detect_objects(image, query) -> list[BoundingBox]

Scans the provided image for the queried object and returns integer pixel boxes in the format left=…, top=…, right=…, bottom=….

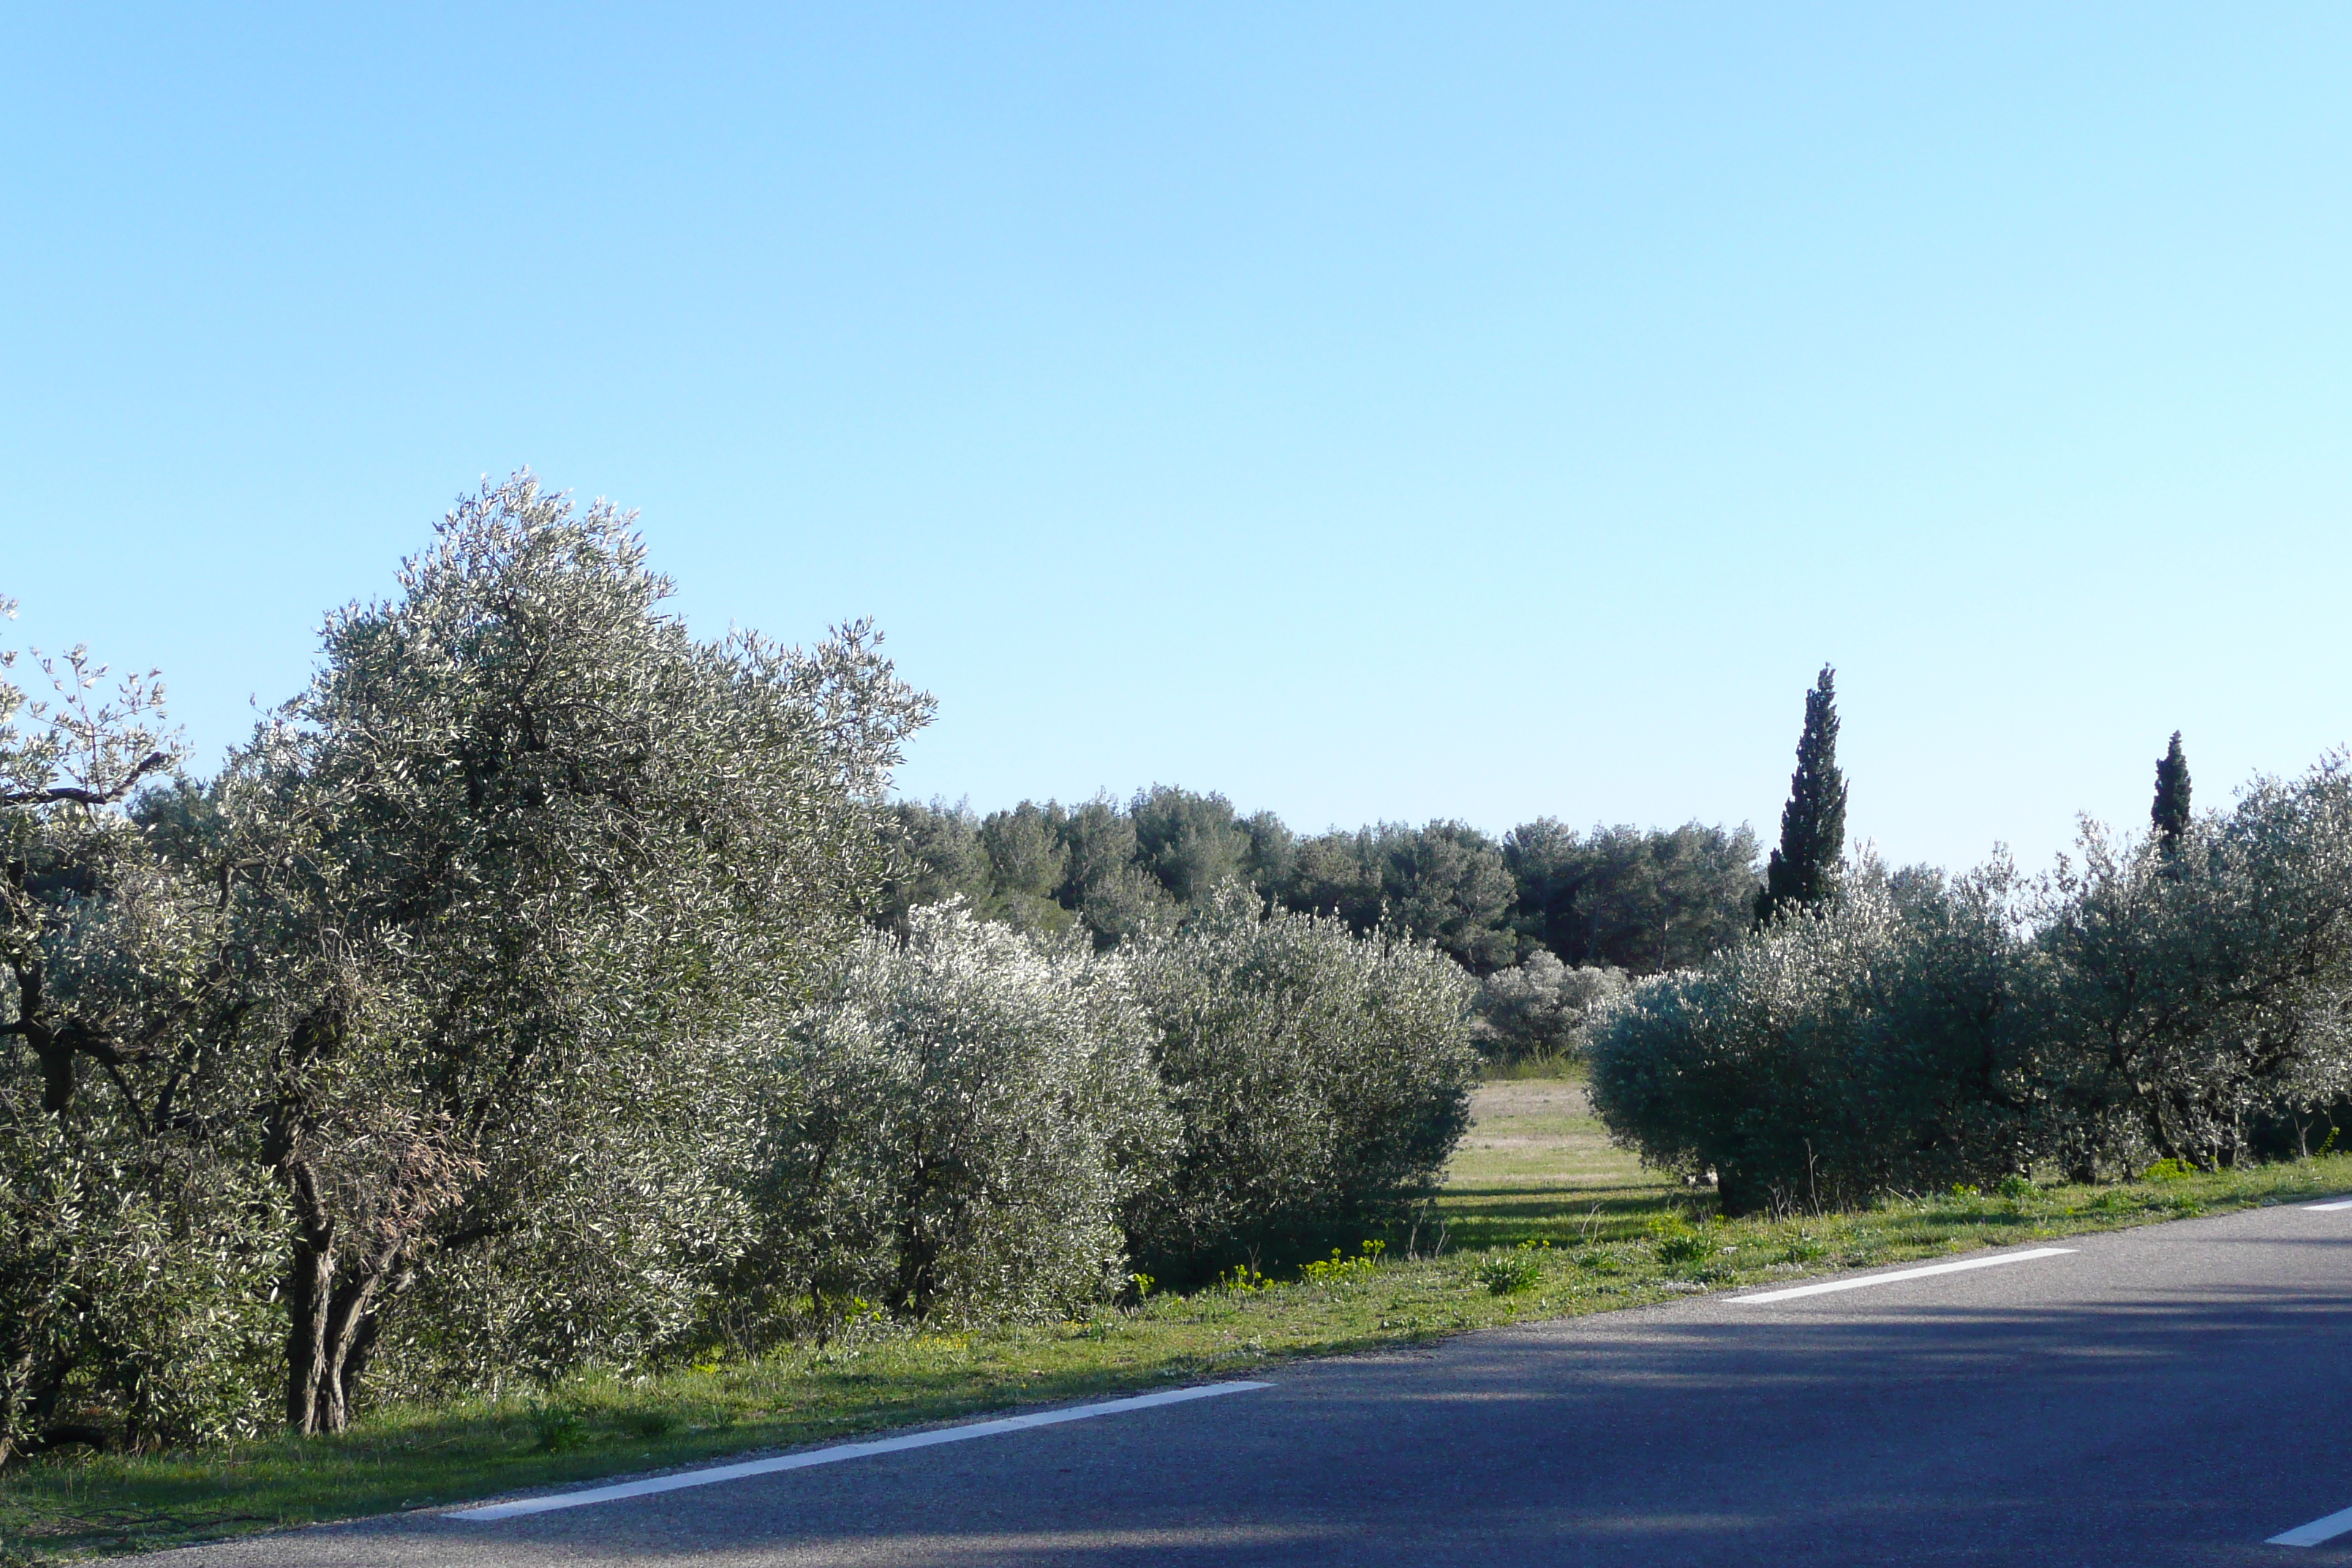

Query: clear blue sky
left=7, top=4, right=2349, bottom=873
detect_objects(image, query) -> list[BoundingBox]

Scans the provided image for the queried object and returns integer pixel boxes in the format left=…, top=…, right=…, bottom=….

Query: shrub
left=1470, top=951, right=1629, bottom=1063
left=1123, top=886, right=1478, bottom=1282
left=0, top=1101, right=284, bottom=1460
left=734, top=904, right=1175, bottom=1338
left=1590, top=758, right=2352, bottom=1213
left=1588, top=859, right=2054, bottom=1214
left=2040, top=762, right=2352, bottom=1172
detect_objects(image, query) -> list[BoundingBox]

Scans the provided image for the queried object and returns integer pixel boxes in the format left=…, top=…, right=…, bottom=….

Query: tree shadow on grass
left=1434, top=1184, right=1689, bottom=1248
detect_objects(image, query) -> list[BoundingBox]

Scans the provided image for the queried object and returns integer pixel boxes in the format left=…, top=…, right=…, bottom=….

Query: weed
left=1298, top=1240, right=1387, bottom=1289
left=2144, top=1158, right=2195, bottom=1183
left=528, top=1405, right=589, bottom=1455
left=1997, top=1173, right=2035, bottom=1201
left=1647, top=1213, right=1718, bottom=1269
left=1779, top=1230, right=1829, bottom=1264
left=1471, top=1243, right=1546, bottom=1295
left=1215, top=1263, right=1271, bottom=1294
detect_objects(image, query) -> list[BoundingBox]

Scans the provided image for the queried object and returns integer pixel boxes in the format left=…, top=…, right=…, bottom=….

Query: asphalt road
left=144, top=1198, right=2352, bottom=1567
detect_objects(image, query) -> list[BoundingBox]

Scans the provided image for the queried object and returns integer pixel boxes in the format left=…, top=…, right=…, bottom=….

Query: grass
left=8, top=1077, right=2351, bottom=1562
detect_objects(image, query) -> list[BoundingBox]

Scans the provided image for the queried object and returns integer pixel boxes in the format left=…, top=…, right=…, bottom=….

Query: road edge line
left=442, top=1381, right=1275, bottom=1521
left=2268, top=1502, right=2352, bottom=1547
left=1727, top=1246, right=2077, bottom=1305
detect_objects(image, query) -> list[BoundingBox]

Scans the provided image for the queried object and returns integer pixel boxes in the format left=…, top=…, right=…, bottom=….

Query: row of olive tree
left=720, top=890, right=1476, bottom=1341
left=1588, top=763, right=2352, bottom=1213
left=0, top=476, right=1479, bottom=1460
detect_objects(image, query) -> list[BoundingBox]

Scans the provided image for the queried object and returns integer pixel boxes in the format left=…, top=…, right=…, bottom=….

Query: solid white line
left=445, top=1382, right=1274, bottom=1520
left=2303, top=1199, right=2352, bottom=1211
left=2267, top=1503, right=2352, bottom=1547
left=1729, top=1247, right=2076, bottom=1305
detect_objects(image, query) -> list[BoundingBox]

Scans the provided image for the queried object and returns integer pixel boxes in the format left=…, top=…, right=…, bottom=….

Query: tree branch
left=0, top=752, right=172, bottom=809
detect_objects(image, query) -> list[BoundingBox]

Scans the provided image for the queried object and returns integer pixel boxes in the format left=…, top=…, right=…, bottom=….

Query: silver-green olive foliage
left=1588, top=858, right=2044, bottom=1215
left=1590, top=758, right=2352, bottom=1213
left=2, top=480, right=1491, bottom=1457
left=233, top=475, right=932, bottom=1428
left=1123, top=885, right=1480, bottom=1281
left=2042, top=763, right=2352, bottom=1170
left=1471, top=950, right=1629, bottom=1066
left=2, top=475, right=935, bottom=1444
left=1, top=602, right=286, bottom=1461
left=734, top=902, right=1176, bottom=1339
left=730, top=886, right=1481, bottom=1331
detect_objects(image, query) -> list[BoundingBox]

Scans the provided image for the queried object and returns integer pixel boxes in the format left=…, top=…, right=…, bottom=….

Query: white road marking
left=2267, top=1502, right=2352, bottom=1547
left=2303, top=1198, right=2352, bottom=1211
left=445, top=1381, right=1274, bottom=1521
left=1729, top=1247, right=2076, bottom=1305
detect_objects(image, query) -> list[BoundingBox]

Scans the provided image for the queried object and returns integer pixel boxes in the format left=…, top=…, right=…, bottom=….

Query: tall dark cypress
left=1754, top=665, right=1850, bottom=926
left=2152, top=731, right=2192, bottom=847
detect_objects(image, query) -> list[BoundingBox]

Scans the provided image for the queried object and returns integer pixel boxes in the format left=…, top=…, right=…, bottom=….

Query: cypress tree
left=1754, top=665, right=1850, bottom=926
left=2152, top=731, right=2192, bottom=848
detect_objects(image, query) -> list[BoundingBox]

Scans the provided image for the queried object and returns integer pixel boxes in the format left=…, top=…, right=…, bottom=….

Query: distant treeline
left=879, top=789, right=1764, bottom=979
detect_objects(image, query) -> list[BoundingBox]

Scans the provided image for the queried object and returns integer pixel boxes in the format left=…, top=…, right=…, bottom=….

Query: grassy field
left=7, top=1074, right=2350, bottom=1562
left=1437, top=1071, right=1683, bottom=1251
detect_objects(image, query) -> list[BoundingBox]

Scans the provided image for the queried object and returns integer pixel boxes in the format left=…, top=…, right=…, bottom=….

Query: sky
left=6, top=4, right=2350, bottom=874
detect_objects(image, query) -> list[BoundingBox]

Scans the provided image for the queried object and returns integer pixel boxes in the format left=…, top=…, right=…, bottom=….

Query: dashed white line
left=1729, top=1247, right=2076, bottom=1305
left=445, top=1381, right=1273, bottom=1521
left=2303, top=1198, right=2352, bottom=1211
left=2268, top=1502, right=2352, bottom=1547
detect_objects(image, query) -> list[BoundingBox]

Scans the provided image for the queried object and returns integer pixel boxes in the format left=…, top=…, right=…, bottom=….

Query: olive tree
left=731, top=902, right=1175, bottom=1337
left=1123, top=885, right=1478, bottom=1279
left=226, top=475, right=932, bottom=1430
left=0, top=602, right=287, bottom=1461
left=2041, top=758, right=2352, bottom=1171
left=1591, top=762, right=2352, bottom=1211
left=0, top=605, right=181, bottom=1117
left=17, top=476, right=932, bottom=1439
left=1471, top=950, right=1629, bottom=1064
left=1588, top=859, right=2052, bottom=1213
